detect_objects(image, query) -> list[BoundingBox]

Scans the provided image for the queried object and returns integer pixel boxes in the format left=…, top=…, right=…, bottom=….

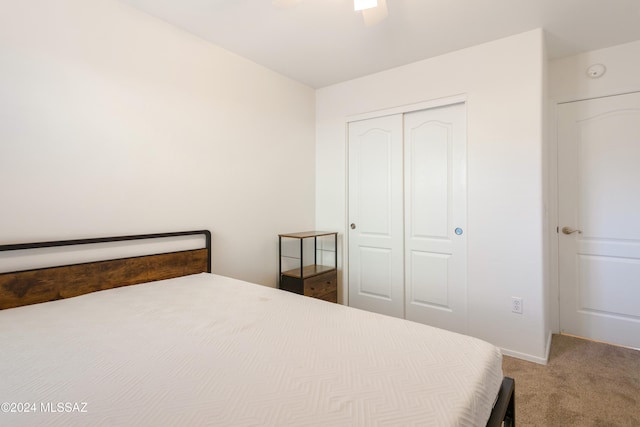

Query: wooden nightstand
left=278, top=231, right=338, bottom=303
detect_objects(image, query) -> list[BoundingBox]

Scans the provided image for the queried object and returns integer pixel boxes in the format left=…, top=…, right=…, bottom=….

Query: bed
left=0, top=230, right=514, bottom=426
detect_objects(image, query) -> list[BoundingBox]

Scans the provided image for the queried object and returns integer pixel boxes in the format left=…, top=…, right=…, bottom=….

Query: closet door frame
left=344, top=94, right=467, bottom=307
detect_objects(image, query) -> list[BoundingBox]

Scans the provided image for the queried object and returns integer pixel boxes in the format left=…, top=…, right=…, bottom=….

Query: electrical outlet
left=511, top=297, right=523, bottom=314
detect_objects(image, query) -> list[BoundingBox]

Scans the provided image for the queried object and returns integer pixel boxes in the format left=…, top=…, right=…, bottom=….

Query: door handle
left=350, top=223, right=356, bottom=230
left=562, top=226, right=582, bottom=235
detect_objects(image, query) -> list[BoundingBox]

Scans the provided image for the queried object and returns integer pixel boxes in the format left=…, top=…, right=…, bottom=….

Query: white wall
left=316, top=29, right=549, bottom=362
left=548, top=39, right=640, bottom=331
left=0, top=0, right=316, bottom=286
left=550, top=39, right=640, bottom=102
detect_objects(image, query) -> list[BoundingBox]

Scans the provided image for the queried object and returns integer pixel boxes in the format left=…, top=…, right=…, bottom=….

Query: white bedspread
left=0, top=273, right=503, bottom=426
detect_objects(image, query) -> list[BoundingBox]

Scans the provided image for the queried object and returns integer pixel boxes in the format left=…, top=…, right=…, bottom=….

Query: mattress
left=0, top=273, right=503, bottom=426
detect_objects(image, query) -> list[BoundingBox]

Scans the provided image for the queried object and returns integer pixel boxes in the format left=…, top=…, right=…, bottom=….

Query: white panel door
left=558, top=92, right=640, bottom=349
left=404, top=104, right=467, bottom=333
left=348, top=114, right=404, bottom=318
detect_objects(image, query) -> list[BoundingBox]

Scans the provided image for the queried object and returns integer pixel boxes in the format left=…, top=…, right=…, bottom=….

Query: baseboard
left=501, top=341, right=550, bottom=365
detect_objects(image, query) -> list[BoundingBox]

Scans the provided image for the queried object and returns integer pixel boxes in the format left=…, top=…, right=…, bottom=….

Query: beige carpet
left=502, top=334, right=640, bottom=426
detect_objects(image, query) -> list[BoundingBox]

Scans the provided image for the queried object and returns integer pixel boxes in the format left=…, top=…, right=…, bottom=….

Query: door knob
left=562, top=226, right=582, bottom=235
left=350, top=223, right=356, bottom=230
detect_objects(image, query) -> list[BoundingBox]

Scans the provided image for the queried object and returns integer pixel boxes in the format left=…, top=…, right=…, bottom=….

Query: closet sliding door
left=347, top=114, right=405, bottom=318
left=404, top=104, right=467, bottom=334
left=348, top=103, right=467, bottom=334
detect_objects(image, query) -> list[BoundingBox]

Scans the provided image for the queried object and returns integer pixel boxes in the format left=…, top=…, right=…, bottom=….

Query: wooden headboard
left=0, top=230, right=211, bottom=310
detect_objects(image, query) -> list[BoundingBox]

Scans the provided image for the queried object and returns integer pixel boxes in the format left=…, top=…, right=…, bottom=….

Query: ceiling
left=118, top=0, right=640, bottom=88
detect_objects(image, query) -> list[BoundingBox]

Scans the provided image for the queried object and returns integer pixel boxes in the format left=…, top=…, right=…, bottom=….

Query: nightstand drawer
left=315, top=290, right=337, bottom=303
left=304, top=271, right=337, bottom=299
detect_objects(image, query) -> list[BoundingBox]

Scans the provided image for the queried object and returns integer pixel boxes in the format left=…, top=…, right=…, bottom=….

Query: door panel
left=348, top=115, right=404, bottom=318
left=358, top=131, right=394, bottom=235
left=409, top=122, right=449, bottom=238
left=558, top=92, right=640, bottom=349
left=578, top=110, right=640, bottom=240
left=358, top=247, right=393, bottom=298
left=409, top=251, right=449, bottom=307
left=404, top=104, right=467, bottom=333
left=578, top=255, right=640, bottom=318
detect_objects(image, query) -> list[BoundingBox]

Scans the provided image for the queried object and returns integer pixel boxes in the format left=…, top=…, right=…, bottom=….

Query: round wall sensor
left=586, top=64, right=606, bottom=79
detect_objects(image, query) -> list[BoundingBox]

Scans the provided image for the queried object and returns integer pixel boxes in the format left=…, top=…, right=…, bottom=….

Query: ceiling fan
left=272, top=0, right=389, bottom=26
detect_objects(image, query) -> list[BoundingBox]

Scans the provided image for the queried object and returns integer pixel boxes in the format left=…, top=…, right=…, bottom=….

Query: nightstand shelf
left=278, top=231, right=338, bottom=303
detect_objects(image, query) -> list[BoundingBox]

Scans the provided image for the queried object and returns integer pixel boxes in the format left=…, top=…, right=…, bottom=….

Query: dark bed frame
left=0, top=230, right=514, bottom=426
